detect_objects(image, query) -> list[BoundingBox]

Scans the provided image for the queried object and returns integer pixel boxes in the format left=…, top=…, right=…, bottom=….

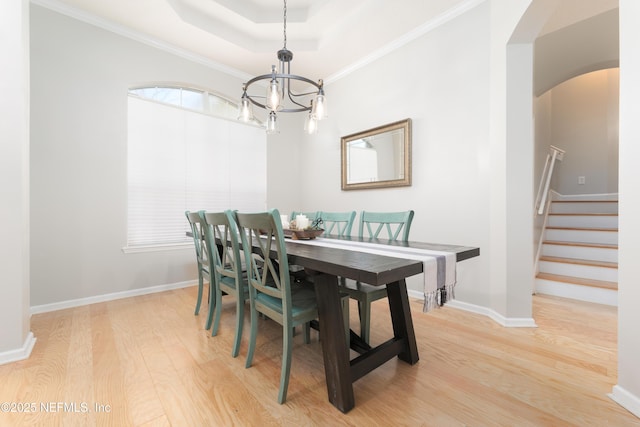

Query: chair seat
left=255, top=283, right=317, bottom=319
left=219, top=274, right=249, bottom=291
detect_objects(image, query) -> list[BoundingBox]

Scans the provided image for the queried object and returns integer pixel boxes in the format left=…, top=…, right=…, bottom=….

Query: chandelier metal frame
left=238, top=0, right=326, bottom=133
left=241, top=55, right=324, bottom=113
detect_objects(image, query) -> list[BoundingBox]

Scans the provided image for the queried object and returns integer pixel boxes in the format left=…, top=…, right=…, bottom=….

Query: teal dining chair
left=201, top=210, right=250, bottom=357
left=236, top=209, right=318, bottom=404
left=185, top=210, right=211, bottom=316
left=317, top=211, right=356, bottom=237
left=339, top=210, right=415, bottom=344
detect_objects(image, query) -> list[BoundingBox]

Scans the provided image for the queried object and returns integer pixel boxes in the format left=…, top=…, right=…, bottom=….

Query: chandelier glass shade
left=238, top=0, right=327, bottom=134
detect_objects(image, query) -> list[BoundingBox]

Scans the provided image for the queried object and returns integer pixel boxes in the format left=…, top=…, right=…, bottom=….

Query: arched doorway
left=506, top=1, right=619, bottom=314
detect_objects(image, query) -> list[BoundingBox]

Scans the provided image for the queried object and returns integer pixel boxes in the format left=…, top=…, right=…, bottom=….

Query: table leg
left=313, top=273, right=355, bottom=413
left=386, top=279, right=419, bottom=364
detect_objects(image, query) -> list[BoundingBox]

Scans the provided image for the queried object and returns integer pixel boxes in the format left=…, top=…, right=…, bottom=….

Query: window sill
left=122, top=242, right=192, bottom=254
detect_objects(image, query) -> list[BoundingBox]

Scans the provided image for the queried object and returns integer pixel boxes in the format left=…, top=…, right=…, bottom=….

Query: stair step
left=543, top=240, right=617, bottom=249
left=552, top=200, right=619, bottom=202
left=538, top=255, right=618, bottom=281
left=536, top=272, right=617, bottom=291
left=544, top=227, right=618, bottom=245
left=549, top=200, right=618, bottom=214
left=538, top=196, right=618, bottom=304
left=546, top=226, right=618, bottom=232
left=549, top=213, right=617, bottom=216
left=541, top=241, right=618, bottom=263
left=547, top=214, right=618, bottom=228
left=538, top=255, right=617, bottom=269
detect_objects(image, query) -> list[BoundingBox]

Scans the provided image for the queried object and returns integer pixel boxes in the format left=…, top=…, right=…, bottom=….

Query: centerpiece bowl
left=283, top=228, right=324, bottom=240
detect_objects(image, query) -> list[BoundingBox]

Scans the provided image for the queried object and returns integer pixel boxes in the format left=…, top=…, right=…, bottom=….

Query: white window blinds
left=127, top=96, right=266, bottom=247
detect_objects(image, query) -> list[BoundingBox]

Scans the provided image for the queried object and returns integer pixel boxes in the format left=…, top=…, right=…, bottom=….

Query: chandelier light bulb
left=266, top=111, right=279, bottom=134
left=311, top=92, right=327, bottom=120
left=266, top=66, right=282, bottom=111
left=238, top=94, right=253, bottom=122
left=305, top=112, right=318, bottom=134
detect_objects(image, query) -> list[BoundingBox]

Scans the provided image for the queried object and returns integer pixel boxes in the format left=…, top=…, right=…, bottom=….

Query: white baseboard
left=30, top=281, right=196, bottom=315
left=407, top=289, right=537, bottom=328
left=0, top=332, right=36, bottom=366
left=609, top=385, right=640, bottom=419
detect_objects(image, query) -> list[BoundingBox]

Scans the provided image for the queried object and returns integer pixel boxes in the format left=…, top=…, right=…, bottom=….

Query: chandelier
left=237, top=0, right=327, bottom=134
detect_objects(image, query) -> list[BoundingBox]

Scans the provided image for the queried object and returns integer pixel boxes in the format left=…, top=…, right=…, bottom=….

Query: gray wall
left=537, top=68, right=619, bottom=195
left=33, top=1, right=608, bottom=321
left=272, top=3, right=491, bottom=305
left=618, top=0, right=640, bottom=411
left=29, top=5, right=245, bottom=307
left=0, top=0, right=31, bottom=356
left=30, top=3, right=490, bottom=310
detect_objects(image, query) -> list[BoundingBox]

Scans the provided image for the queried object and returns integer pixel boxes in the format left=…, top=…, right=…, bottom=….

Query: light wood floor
left=1, top=287, right=639, bottom=426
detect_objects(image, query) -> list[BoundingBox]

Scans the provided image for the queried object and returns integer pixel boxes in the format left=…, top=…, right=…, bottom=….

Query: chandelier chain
left=283, top=0, right=287, bottom=49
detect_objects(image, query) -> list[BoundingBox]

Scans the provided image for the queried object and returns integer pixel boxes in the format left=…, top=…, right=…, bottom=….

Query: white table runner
left=287, top=237, right=456, bottom=312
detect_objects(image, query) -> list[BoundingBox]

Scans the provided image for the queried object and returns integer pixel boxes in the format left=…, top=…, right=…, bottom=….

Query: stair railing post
left=537, top=146, right=565, bottom=215
left=538, top=150, right=558, bottom=215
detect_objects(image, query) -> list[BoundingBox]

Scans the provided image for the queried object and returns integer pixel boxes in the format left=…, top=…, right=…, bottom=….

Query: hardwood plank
left=0, top=286, right=638, bottom=426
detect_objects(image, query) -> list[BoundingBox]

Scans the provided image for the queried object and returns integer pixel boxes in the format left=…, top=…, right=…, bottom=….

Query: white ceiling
left=35, top=0, right=619, bottom=86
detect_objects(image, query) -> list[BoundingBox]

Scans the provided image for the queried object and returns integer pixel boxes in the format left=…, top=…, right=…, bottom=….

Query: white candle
left=280, top=214, right=289, bottom=229
left=297, top=216, right=309, bottom=229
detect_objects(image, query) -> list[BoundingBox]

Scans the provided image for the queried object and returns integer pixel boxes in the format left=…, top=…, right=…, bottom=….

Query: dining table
left=189, top=226, right=479, bottom=413
left=279, top=234, right=479, bottom=413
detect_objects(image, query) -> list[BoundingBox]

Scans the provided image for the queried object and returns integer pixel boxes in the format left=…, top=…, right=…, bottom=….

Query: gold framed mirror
left=341, top=118, right=412, bottom=190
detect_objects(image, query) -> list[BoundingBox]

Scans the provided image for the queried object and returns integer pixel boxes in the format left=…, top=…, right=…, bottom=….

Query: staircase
left=535, top=197, right=618, bottom=306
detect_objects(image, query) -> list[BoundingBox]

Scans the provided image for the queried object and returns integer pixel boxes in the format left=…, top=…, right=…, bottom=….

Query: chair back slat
left=202, top=211, right=242, bottom=283
left=358, top=210, right=415, bottom=241
left=317, top=211, right=356, bottom=237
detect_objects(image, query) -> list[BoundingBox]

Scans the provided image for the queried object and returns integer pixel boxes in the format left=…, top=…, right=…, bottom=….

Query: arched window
left=128, top=85, right=263, bottom=125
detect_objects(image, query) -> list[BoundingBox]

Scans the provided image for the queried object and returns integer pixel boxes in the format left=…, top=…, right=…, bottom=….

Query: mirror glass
left=341, top=119, right=411, bottom=190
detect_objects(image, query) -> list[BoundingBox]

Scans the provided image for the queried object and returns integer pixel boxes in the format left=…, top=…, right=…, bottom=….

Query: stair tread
left=549, top=213, right=618, bottom=216
left=543, top=240, right=618, bottom=249
left=546, top=226, right=618, bottom=232
left=551, top=200, right=618, bottom=203
left=539, top=255, right=618, bottom=268
left=536, top=272, right=618, bottom=291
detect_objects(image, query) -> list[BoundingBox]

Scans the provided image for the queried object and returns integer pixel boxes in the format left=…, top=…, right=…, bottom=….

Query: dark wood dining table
left=190, top=228, right=479, bottom=412
left=281, top=235, right=479, bottom=413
